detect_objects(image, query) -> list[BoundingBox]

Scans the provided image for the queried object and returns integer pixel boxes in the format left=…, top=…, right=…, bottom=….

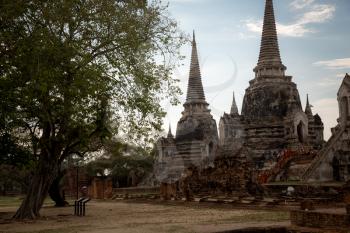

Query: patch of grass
left=0, top=196, right=24, bottom=207
left=0, top=196, right=59, bottom=208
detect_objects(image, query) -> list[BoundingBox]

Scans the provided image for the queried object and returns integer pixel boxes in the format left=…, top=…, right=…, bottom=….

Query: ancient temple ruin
left=302, top=73, right=350, bottom=182
left=155, top=0, right=348, bottom=186
left=155, top=32, right=218, bottom=183
left=220, top=0, right=324, bottom=169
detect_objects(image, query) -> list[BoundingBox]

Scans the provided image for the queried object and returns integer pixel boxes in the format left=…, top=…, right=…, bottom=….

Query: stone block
left=300, top=200, right=315, bottom=211
left=290, top=210, right=350, bottom=228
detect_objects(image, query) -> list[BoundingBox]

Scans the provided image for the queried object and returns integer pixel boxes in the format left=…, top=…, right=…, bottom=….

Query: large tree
left=0, top=0, right=185, bottom=219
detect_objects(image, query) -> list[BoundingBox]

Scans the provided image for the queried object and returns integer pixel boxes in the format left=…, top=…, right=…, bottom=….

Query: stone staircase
left=258, top=147, right=315, bottom=183
left=301, top=127, right=346, bottom=181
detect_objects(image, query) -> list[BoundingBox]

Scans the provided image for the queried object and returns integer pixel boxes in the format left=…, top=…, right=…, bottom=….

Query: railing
left=258, top=149, right=293, bottom=184
left=258, top=146, right=315, bottom=184
left=301, top=128, right=346, bottom=181
left=74, top=197, right=90, bottom=216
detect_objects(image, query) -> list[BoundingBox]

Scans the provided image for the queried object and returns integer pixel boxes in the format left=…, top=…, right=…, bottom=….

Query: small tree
left=86, top=139, right=154, bottom=187
left=0, top=0, right=185, bottom=219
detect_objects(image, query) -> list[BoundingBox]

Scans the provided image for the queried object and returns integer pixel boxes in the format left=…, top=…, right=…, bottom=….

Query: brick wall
left=89, top=177, right=113, bottom=199
left=290, top=210, right=350, bottom=228
left=112, top=186, right=159, bottom=195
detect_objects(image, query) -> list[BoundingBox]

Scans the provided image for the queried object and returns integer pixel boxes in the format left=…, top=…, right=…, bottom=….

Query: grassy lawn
left=0, top=196, right=24, bottom=207
left=0, top=196, right=57, bottom=208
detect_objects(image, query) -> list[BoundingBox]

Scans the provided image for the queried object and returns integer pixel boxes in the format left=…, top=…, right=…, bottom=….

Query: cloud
left=245, top=19, right=262, bottom=34
left=314, top=58, right=350, bottom=69
left=298, top=4, right=335, bottom=24
left=278, top=23, right=314, bottom=37
left=238, top=32, right=256, bottom=40
left=244, top=19, right=312, bottom=37
left=290, top=0, right=315, bottom=10
left=317, top=77, right=343, bottom=87
left=244, top=1, right=335, bottom=37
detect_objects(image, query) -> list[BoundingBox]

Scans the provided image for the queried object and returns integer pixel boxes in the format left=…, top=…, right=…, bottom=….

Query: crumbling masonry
left=155, top=0, right=349, bottom=189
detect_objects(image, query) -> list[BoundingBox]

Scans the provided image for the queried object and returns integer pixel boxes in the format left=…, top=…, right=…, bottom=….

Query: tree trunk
left=13, top=159, right=59, bottom=219
left=49, top=169, right=68, bottom=207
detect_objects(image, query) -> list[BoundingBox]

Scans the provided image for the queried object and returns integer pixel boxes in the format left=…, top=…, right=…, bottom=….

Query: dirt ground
left=0, top=199, right=291, bottom=233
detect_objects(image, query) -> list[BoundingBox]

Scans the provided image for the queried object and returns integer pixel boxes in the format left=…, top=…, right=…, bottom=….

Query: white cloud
left=238, top=32, right=256, bottom=40
left=245, top=19, right=262, bottom=34
left=298, top=4, right=335, bottom=24
left=314, top=58, right=350, bottom=69
left=317, top=77, right=343, bottom=87
left=290, top=0, right=315, bottom=10
left=244, top=1, right=335, bottom=38
left=277, top=23, right=313, bottom=37
left=244, top=19, right=312, bottom=37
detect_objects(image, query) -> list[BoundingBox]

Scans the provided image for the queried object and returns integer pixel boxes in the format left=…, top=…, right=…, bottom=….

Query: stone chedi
left=305, top=95, right=324, bottom=149
left=155, top=32, right=218, bottom=183
left=219, top=92, right=244, bottom=154
left=156, top=0, right=329, bottom=185
left=219, top=0, right=324, bottom=168
left=303, top=73, right=350, bottom=182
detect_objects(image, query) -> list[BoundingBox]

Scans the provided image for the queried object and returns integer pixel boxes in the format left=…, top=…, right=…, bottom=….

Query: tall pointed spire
left=185, top=31, right=206, bottom=104
left=305, top=94, right=313, bottom=116
left=167, top=124, right=174, bottom=138
left=254, top=0, right=286, bottom=78
left=259, top=0, right=281, bottom=65
left=230, top=91, right=239, bottom=115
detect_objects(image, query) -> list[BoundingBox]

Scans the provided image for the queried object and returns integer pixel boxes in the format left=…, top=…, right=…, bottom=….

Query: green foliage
left=0, top=0, right=185, bottom=163
left=86, top=139, right=154, bottom=186
left=0, top=0, right=185, bottom=218
left=0, top=132, right=34, bottom=168
left=0, top=164, right=32, bottom=194
left=0, top=132, right=35, bottom=195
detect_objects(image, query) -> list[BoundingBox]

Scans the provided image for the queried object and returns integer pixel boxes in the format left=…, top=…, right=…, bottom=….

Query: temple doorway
left=297, top=121, right=305, bottom=143
left=209, top=142, right=214, bottom=157
left=332, top=156, right=341, bottom=181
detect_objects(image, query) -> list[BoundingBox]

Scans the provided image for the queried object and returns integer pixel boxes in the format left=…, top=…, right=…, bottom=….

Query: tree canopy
left=0, top=0, right=185, bottom=219
left=86, top=139, right=154, bottom=187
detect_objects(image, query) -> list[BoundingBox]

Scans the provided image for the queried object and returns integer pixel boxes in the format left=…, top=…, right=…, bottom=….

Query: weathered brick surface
left=290, top=210, right=350, bottom=228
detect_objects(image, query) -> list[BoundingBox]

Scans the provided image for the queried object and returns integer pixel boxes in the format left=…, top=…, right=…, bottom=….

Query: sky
left=161, top=0, right=350, bottom=140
